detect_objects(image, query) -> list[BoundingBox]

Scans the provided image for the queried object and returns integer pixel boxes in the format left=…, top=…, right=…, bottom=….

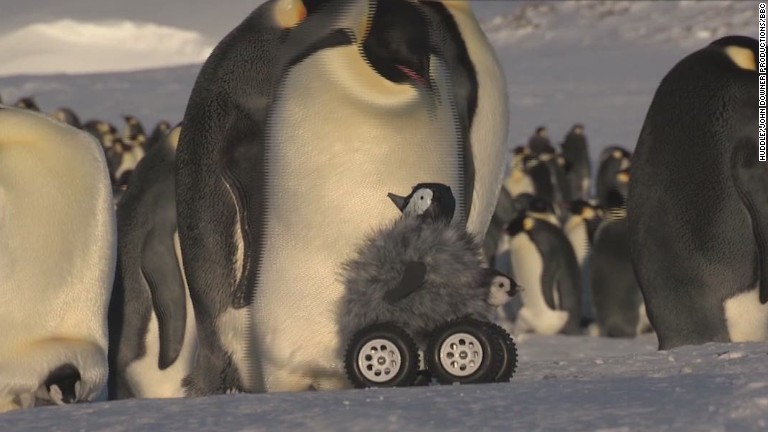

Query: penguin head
left=709, top=35, right=758, bottom=71
left=528, top=196, right=555, bottom=215
left=535, top=126, right=548, bottom=138
left=485, top=270, right=519, bottom=307
left=506, top=214, right=536, bottom=237
left=388, top=182, right=455, bottom=223
left=570, top=124, right=584, bottom=135
left=40, top=364, right=81, bottom=405
left=14, top=97, right=40, bottom=112
left=568, top=199, right=598, bottom=221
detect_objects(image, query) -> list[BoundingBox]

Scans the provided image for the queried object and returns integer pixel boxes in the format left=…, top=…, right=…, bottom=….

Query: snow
left=0, top=1, right=765, bottom=429
left=1, top=335, right=767, bottom=431
left=0, top=19, right=213, bottom=77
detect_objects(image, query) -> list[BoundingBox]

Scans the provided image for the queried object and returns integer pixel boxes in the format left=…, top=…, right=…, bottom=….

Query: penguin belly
left=509, top=233, right=568, bottom=335
left=723, top=285, right=768, bottom=342
left=124, top=232, right=197, bottom=398
left=0, top=108, right=115, bottom=411
left=256, top=46, right=462, bottom=391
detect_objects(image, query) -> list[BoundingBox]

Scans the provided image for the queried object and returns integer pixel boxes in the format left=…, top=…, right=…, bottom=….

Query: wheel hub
left=438, top=332, right=483, bottom=377
left=357, top=338, right=402, bottom=383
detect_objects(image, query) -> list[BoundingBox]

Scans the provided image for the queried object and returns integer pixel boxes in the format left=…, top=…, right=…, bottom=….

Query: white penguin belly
left=257, top=46, right=462, bottom=391
left=125, top=232, right=197, bottom=398
left=723, top=285, right=768, bottom=342
left=0, top=109, right=115, bottom=411
left=509, top=233, right=568, bottom=335
left=564, top=218, right=589, bottom=267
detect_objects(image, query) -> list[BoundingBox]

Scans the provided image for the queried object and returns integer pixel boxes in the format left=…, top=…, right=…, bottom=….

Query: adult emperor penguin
left=175, top=0, right=508, bottom=395
left=108, top=125, right=198, bottom=400
left=560, top=124, right=591, bottom=201
left=13, top=96, right=40, bottom=112
left=503, top=146, right=535, bottom=198
left=592, top=189, right=650, bottom=338
left=52, top=107, right=83, bottom=129
left=563, top=199, right=602, bottom=326
left=506, top=213, right=582, bottom=335
left=0, top=106, right=116, bottom=412
left=628, top=35, right=765, bottom=349
left=596, top=146, right=631, bottom=208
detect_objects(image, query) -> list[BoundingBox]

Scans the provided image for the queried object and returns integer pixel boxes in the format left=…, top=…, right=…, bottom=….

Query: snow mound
left=0, top=19, right=214, bottom=77
left=484, top=0, right=755, bottom=48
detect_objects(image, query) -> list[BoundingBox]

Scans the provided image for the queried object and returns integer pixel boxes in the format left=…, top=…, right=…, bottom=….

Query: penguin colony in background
left=488, top=118, right=650, bottom=338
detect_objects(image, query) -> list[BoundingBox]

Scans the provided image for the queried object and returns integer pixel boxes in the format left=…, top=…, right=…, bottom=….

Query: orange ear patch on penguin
left=274, top=0, right=308, bottom=29
left=724, top=46, right=757, bottom=71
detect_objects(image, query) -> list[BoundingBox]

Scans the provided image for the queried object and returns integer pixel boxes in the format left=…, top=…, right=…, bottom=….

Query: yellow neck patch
left=616, top=172, right=630, bottom=183
left=582, top=207, right=595, bottom=220
left=274, top=0, right=307, bottom=29
left=523, top=217, right=535, bottom=232
left=724, top=46, right=757, bottom=71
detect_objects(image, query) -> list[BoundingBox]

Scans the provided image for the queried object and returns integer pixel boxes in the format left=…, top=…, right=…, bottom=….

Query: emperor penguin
left=563, top=199, right=602, bottom=325
left=528, top=126, right=555, bottom=156
left=592, top=186, right=650, bottom=338
left=175, top=0, right=508, bottom=395
left=596, top=146, right=631, bottom=208
left=122, top=115, right=146, bottom=143
left=0, top=106, right=116, bottom=412
left=560, top=124, right=591, bottom=201
left=52, top=107, right=83, bottom=129
left=506, top=213, right=582, bottom=335
left=13, top=96, right=40, bottom=112
left=523, top=154, right=556, bottom=205
left=503, top=146, right=535, bottom=198
left=628, top=35, right=765, bottom=349
left=145, top=120, right=173, bottom=152
left=108, top=125, right=198, bottom=400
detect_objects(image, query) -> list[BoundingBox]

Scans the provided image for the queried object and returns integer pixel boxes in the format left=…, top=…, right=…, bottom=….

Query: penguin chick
left=484, top=269, right=520, bottom=307
left=387, top=182, right=456, bottom=223
left=35, top=364, right=81, bottom=406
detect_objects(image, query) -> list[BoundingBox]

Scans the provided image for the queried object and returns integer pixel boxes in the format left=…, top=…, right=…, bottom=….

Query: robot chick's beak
left=387, top=193, right=408, bottom=212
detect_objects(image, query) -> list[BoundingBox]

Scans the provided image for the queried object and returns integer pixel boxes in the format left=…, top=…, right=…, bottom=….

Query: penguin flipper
left=140, top=226, right=187, bottom=369
left=731, top=139, right=768, bottom=304
left=383, top=261, right=428, bottom=304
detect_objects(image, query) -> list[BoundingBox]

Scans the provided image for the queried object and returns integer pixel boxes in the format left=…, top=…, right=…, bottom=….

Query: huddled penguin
left=528, top=126, right=555, bottom=156
left=122, top=115, right=146, bottom=143
left=563, top=199, right=602, bottom=326
left=560, top=124, right=591, bottom=201
left=51, top=107, right=82, bottom=129
left=629, top=35, right=766, bottom=349
left=339, top=183, right=492, bottom=348
left=145, top=120, right=172, bottom=152
left=175, top=0, right=508, bottom=394
left=14, top=97, right=40, bottom=112
left=108, top=125, right=197, bottom=399
left=506, top=211, right=582, bottom=335
left=0, top=106, right=116, bottom=412
left=596, top=146, right=631, bottom=208
left=592, top=186, right=650, bottom=338
left=503, top=146, right=535, bottom=198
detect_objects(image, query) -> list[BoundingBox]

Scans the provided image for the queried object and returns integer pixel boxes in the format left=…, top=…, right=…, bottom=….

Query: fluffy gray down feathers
left=337, top=216, right=495, bottom=353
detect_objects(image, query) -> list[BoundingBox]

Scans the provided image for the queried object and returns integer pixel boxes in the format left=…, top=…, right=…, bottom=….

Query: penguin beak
left=387, top=193, right=408, bottom=212
left=396, top=65, right=429, bottom=88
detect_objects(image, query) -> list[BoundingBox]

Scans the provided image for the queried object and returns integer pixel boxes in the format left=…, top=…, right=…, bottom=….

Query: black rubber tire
left=426, top=317, right=504, bottom=385
left=344, top=323, right=420, bottom=389
left=484, top=322, right=518, bottom=382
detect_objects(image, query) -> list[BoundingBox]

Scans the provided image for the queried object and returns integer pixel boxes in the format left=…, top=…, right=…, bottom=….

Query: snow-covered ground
left=0, top=1, right=764, bottom=430
left=2, top=334, right=767, bottom=431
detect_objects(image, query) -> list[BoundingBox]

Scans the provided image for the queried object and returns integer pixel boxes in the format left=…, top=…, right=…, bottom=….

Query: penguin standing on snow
left=629, top=35, right=766, bottom=349
left=560, top=124, right=591, bottom=201
left=0, top=106, right=116, bottom=412
left=596, top=146, right=631, bottom=208
left=563, top=199, right=602, bottom=325
left=506, top=212, right=582, bottom=335
left=592, top=186, right=650, bottom=338
left=175, top=0, right=508, bottom=394
left=52, top=107, right=82, bottom=129
left=108, top=125, right=198, bottom=400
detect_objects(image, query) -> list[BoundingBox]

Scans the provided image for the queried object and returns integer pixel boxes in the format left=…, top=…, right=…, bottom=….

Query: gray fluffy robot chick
left=339, top=183, right=517, bottom=388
